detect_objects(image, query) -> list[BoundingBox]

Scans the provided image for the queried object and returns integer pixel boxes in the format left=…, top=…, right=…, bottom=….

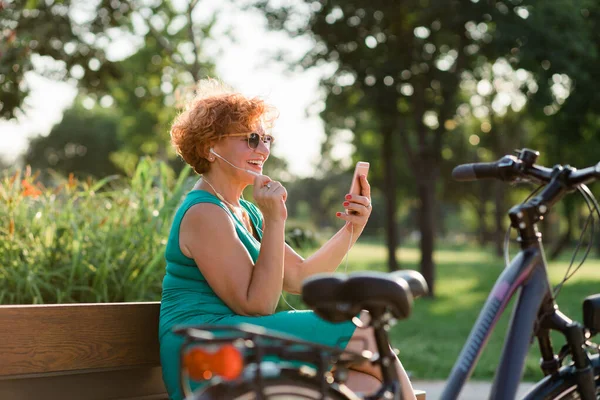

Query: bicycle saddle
left=301, top=270, right=428, bottom=324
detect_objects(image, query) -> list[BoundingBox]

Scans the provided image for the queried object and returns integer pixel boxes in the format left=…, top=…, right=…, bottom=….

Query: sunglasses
left=226, top=132, right=275, bottom=150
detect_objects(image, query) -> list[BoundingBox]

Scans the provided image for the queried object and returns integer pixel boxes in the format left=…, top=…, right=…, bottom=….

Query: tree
left=446, top=59, right=541, bottom=255
left=100, top=1, right=220, bottom=171
left=491, top=0, right=600, bottom=257
left=24, top=101, right=123, bottom=178
left=2, top=0, right=221, bottom=172
left=254, top=0, right=600, bottom=294
left=0, top=0, right=126, bottom=119
left=254, top=0, right=525, bottom=294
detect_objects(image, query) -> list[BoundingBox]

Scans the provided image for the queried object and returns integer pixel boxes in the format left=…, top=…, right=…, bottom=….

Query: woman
left=159, top=81, right=416, bottom=400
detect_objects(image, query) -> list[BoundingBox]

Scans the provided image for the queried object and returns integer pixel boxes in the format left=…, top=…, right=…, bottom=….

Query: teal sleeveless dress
left=159, top=190, right=357, bottom=400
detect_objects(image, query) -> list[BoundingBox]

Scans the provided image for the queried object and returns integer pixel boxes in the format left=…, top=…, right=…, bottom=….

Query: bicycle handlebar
left=568, top=163, right=600, bottom=185
left=451, top=155, right=523, bottom=182
left=452, top=149, right=600, bottom=187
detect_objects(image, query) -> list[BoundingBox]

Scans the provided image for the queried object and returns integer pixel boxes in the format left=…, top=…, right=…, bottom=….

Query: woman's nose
left=255, top=139, right=270, bottom=156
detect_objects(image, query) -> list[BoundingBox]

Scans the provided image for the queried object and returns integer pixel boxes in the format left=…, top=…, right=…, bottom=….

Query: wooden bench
left=0, top=302, right=167, bottom=400
left=0, top=302, right=425, bottom=400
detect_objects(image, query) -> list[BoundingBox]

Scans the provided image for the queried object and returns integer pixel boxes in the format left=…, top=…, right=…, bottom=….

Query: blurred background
left=2, top=0, right=600, bottom=381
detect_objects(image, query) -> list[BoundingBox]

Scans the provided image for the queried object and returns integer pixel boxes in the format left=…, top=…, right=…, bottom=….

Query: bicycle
left=175, top=148, right=600, bottom=400
left=174, top=268, right=427, bottom=400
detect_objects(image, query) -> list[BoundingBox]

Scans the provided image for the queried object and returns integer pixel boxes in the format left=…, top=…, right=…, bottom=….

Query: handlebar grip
left=452, top=162, right=499, bottom=181
left=568, top=163, right=600, bottom=185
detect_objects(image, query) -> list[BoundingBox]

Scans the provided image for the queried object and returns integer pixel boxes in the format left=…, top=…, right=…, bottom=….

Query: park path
left=411, top=380, right=536, bottom=400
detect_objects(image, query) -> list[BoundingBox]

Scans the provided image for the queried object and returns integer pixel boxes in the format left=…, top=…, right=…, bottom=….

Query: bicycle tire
left=191, top=369, right=356, bottom=400
left=522, top=354, right=600, bottom=399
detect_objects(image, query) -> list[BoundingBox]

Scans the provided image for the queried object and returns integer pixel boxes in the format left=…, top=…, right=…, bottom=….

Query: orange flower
left=68, top=173, right=76, bottom=189
left=22, top=180, right=42, bottom=198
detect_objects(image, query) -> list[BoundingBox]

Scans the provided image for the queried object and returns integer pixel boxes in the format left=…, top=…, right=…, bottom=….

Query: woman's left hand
left=336, top=174, right=372, bottom=232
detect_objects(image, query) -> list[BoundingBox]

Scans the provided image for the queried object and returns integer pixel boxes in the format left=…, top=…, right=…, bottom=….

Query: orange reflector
left=184, top=344, right=244, bottom=381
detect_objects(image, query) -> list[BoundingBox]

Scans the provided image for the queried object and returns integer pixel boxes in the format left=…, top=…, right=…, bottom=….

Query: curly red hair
left=170, top=80, right=277, bottom=174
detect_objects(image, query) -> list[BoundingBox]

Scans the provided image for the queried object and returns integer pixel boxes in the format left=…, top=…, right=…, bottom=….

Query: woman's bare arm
left=180, top=203, right=285, bottom=316
left=282, top=175, right=372, bottom=294
left=282, top=224, right=360, bottom=294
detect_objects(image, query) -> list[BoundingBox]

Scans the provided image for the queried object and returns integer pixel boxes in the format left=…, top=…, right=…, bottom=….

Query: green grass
left=281, top=241, right=600, bottom=381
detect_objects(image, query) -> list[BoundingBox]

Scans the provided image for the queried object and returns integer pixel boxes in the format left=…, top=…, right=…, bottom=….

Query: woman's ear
left=197, top=143, right=213, bottom=161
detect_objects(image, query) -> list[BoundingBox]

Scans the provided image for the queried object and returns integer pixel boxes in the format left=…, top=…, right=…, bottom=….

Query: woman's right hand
left=253, top=174, right=287, bottom=222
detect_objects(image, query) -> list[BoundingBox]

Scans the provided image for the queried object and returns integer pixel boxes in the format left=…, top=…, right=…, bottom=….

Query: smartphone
left=347, top=161, right=369, bottom=214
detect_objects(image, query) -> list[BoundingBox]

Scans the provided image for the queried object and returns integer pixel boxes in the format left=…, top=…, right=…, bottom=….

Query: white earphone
left=209, top=148, right=261, bottom=177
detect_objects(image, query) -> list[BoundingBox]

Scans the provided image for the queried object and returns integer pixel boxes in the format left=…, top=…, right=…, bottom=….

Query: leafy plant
left=0, top=158, right=192, bottom=304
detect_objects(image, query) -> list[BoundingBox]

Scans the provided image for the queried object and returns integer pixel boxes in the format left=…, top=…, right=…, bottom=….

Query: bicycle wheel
left=192, top=369, right=354, bottom=400
left=522, top=354, right=600, bottom=399
left=524, top=379, right=599, bottom=400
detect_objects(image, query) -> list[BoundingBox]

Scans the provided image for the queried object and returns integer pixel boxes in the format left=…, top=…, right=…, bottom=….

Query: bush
left=0, top=159, right=192, bottom=304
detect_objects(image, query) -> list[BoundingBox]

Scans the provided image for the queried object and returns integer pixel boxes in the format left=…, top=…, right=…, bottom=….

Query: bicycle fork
left=538, top=306, right=596, bottom=400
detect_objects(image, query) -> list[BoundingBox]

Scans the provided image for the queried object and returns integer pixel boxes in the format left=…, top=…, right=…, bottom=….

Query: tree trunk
left=476, top=186, right=488, bottom=247
left=418, top=172, right=436, bottom=297
left=382, top=123, right=399, bottom=272
left=493, top=181, right=506, bottom=257
left=549, top=199, right=575, bottom=260
left=476, top=182, right=496, bottom=246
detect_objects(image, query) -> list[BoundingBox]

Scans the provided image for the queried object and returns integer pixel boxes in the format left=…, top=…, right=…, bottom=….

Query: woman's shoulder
left=185, top=189, right=220, bottom=202
left=175, top=190, right=231, bottom=223
left=184, top=191, right=231, bottom=216
left=183, top=203, right=235, bottom=232
left=165, top=191, right=232, bottom=263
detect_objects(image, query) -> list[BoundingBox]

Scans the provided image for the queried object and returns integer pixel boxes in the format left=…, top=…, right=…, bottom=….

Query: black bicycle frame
left=440, top=241, right=551, bottom=400
left=439, top=158, right=600, bottom=400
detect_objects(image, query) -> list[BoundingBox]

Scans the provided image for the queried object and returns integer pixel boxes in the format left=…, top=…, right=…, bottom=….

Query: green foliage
left=2, top=0, right=218, bottom=173
left=253, top=0, right=550, bottom=277
left=103, top=11, right=217, bottom=167
left=254, top=0, right=518, bottom=173
left=24, top=101, right=124, bottom=178
left=253, top=0, right=600, bottom=277
left=0, top=158, right=193, bottom=304
left=0, top=0, right=126, bottom=119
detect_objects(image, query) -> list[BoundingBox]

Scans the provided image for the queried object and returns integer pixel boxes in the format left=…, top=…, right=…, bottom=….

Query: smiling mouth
left=247, top=161, right=263, bottom=168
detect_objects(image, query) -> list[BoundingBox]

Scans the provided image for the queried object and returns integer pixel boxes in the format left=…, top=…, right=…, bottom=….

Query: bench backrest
left=0, top=302, right=426, bottom=400
left=0, top=302, right=168, bottom=400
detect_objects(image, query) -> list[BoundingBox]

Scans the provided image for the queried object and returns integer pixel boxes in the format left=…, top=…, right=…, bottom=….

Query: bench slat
left=0, top=365, right=167, bottom=400
left=0, top=302, right=161, bottom=376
